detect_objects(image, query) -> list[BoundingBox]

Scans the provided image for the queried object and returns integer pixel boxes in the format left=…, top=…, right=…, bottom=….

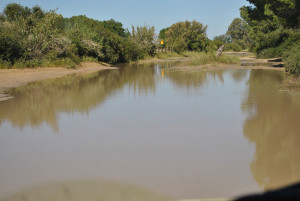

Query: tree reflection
left=0, top=64, right=156, bottom=131
left=242, top=70, right=300, bottom=190
left=165, top=68, right=227, bottom=90
left=229, top=70, right=248, bottom=83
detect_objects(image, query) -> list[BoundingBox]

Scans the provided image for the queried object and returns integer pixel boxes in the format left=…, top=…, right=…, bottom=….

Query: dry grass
left=155, top=52, right=182, bottom=59
left=283, top=74, right=300, bottom=88
left=181, top=51, right=240, bottom=66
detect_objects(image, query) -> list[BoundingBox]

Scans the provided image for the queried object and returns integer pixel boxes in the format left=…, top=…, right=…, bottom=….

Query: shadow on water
left=242, top=70, right=300, bottom=191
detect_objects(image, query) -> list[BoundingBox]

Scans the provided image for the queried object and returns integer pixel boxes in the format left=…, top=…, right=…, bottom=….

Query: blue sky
left=0, top=0, right=250, bottom=39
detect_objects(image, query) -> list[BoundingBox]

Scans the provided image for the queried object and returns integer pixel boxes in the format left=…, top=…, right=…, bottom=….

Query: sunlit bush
left=285, top=44, right=300, bottom=76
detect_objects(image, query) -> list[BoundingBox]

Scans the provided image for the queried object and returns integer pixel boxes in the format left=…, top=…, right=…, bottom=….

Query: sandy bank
left=0, top=62, right=117, bottom=101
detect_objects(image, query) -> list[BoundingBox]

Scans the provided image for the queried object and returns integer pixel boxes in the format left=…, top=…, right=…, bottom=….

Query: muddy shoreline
left=0, top=62, right=117, bottom=101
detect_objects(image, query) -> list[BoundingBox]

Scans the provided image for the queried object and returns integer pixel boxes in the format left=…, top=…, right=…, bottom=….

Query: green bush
left=285, top=44, right=300, bottom=76
left=257, top=30, right=300, bottom=58
left=224, top=43, right=243, bottom=52
left=206, top=40, right=221, bottom=52
left=257, top=48, right=281, bottom=58
left=0, top=32, right=23, bottom=63
left=121, top=39, right=141, bottom=62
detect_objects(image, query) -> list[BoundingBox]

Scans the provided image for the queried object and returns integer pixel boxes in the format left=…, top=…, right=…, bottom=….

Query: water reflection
left=242, top=70, right=300, bottom=190
left=1, top=62, right=300, bottom=198
left=0, top=62, right=237, bottom=131
left=1, top=180, right=170, bottom=201
left=0, top=65, right=157, bottom=131
left=230, top=70, right=248, bottom=83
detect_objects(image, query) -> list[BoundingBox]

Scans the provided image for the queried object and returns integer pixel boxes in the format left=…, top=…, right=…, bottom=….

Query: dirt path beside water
left=0, top=62, right=117, bottom=102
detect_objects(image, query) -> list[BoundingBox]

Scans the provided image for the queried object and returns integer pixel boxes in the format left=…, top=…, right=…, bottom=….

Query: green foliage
left=158, top=28, right=169, bottom=39
left=163, top=20, right=209, bottom=53
left=3, top=3, right=31, bottom=21
left=121, top=38, right=141, bottom=62
left=285, top=43, right=300, bottom=75
left=0, top=28, right=23, bottom=64
left=131, top=25, right=156, bottom=57
left=241, top=0, right=300, bottom=75
left=213, top=34, right=232, bottom=44
left=102, top=19, right=127, bottom=37
left=206, top=40, right=221, bottom=52
left=241, top=0, right=299, bottom=55
left=158, top=27, right=169, bottom=48
left=224, top=42, right=243, bottom=52
left=241, top=0, right=299, bottom=28
left=226, top=18, right=250, bottom=50
left=227, top=18, right=249, bottom=42
left=0, top=3, right=158, bottom=67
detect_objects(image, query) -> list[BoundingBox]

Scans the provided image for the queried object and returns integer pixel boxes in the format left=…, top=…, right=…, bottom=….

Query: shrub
left=121, top=39, right=141, bottom=62
left=0, top=31, right=23, bottom=63
left=285, top=44, right=300, bottom=76
left=224, top=42, right=243, bottom=52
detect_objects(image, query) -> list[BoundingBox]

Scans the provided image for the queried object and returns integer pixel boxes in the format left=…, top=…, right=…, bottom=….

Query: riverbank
left=0, top=62, right=117, bottom=101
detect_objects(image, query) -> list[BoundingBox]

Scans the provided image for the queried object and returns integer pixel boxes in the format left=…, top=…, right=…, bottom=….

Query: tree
left=164, top=20, right=208, bottom=53
left=213, top=34, right=232, bottom=44
left=3, top=3, right=31, bottom=21
left=240, top=0, right=300, bottom=31
left=102, top=19, right=127, bottom=37
left=227, top=18, right=249, bottom=42
left=240, top=0, right=300, bottom=56
left=226, top=18, right=250, bottom=50
left=158, top=27, right=169, bottom=40
left=131, top=25, right=156, bottom=56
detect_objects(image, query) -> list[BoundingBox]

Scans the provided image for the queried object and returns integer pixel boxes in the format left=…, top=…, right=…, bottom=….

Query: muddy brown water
left=0, top=61, right=300, bottom=200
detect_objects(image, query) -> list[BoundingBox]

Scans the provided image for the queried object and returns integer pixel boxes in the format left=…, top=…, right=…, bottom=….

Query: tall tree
left=240, top=0, right=299, bottom=28
left=227, top=18, right=249, bottom=42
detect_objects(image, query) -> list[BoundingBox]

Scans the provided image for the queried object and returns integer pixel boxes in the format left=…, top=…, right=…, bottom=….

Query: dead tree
left=216, top=45, right=224, bottom=57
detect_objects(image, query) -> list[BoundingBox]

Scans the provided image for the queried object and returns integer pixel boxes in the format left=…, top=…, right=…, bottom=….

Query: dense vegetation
left=213, top=18, right=250, bottom=52
left=0, top=3, right=156, bottom=67
left=1, top=3, right=224, bottom=68
left=240, top=0, right=300, bottom=75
